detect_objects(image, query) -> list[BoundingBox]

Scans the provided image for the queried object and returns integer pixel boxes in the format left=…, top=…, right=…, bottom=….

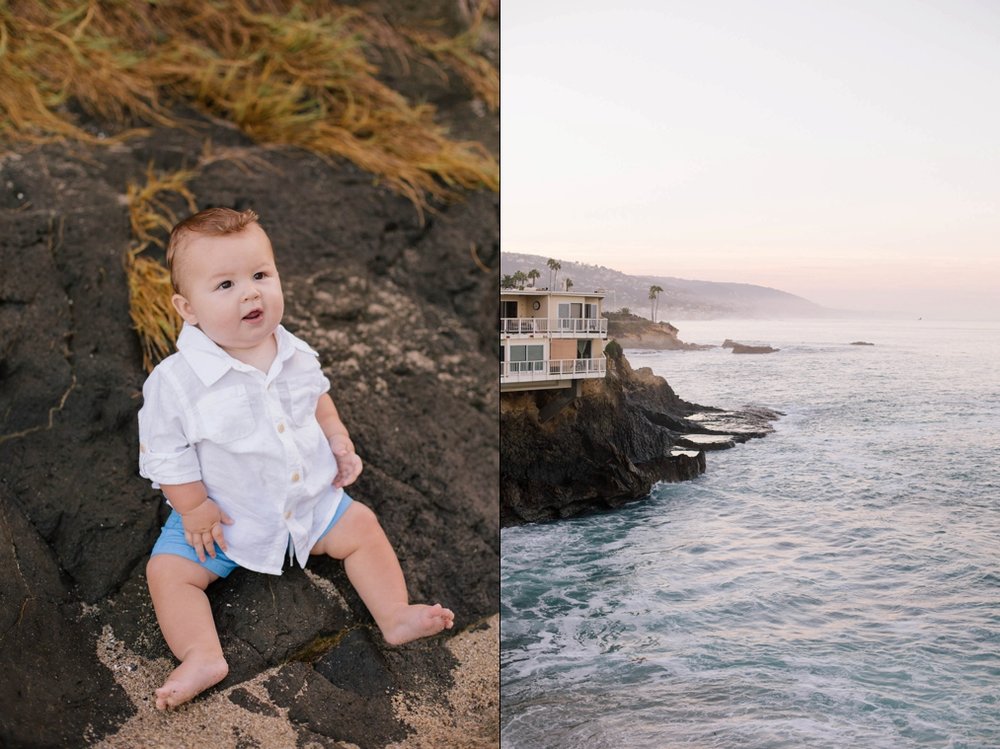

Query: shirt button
left=139, top=444, right=147, bottom=453
left=284, top=510, right=292, bottom=519
left=277, top=423, right=286, bottom=433
left=291, top=472, right=300, bottom=483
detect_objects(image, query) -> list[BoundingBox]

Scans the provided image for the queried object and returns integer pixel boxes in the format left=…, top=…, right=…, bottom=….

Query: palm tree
left=512, top=270, right=528, bottom=289
left=501, top=274, right=515, bottom=289
left=648, top=285, right=664, bottom=321
left=564, top=277, right=573, bottom=291
left=527, top=268, right=541, bottom=288
left=546, top=258, right=562, bottom=289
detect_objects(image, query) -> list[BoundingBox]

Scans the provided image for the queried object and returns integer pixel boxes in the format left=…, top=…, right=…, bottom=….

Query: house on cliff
left=500, top=289, right=608, bottom=392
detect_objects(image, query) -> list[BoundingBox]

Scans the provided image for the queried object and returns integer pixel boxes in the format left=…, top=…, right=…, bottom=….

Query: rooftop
left=500, top=288, right=607, bottom=298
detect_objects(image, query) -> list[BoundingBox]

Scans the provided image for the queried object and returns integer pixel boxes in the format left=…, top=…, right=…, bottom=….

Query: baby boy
left=138, top=207, right=454, bottom=710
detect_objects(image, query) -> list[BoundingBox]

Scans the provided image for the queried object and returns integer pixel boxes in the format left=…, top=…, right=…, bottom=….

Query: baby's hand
left=179, top=498, right=234, bottom=563
left=330, top=435, right=363, bottom=488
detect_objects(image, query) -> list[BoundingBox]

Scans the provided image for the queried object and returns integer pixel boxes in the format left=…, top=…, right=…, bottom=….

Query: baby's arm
left=315, top=393, right=363, bottom=488
left=160, top=481, right=234, bottom=562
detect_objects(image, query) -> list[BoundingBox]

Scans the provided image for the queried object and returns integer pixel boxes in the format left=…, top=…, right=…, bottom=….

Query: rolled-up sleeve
left=138, top=369, right=201, bottom=488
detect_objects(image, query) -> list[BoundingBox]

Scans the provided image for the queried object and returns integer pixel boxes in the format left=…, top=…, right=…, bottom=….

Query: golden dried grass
left=124, top=165, right=197, bottom=372
left=0, top=1, right=498, bottom=213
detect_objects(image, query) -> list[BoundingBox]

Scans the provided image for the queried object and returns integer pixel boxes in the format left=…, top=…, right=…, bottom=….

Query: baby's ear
left=171, top=293, right=197, bottom=324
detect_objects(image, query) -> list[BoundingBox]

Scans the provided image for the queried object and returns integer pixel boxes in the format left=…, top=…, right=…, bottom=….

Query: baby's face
left=171, top=225, right=284, bottom=357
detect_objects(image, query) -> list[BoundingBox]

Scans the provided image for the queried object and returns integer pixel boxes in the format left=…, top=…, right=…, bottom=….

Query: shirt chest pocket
left=278, top=375, right=321, bottom=427
left=194, top=386, right=256, bottom=444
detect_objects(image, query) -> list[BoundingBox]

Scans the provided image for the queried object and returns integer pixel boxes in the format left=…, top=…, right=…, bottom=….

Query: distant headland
left=502, top=251, right=847, bottom=320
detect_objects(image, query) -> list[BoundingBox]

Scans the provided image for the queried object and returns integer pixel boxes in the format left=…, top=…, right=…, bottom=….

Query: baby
left=138, top=207, right=454, bottom=710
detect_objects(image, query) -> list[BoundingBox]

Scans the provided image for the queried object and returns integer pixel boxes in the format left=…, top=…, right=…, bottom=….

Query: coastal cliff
left=501, top=345, right=778, bottom=526
left=606, top=311, right=712, bottom=350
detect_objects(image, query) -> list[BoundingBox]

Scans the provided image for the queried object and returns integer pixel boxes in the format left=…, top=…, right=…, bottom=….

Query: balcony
left=501, top=317, right=607, bottom=338
left=500, top=357, right=607, bottom=383
left=500, top=317, right=549, bottom=335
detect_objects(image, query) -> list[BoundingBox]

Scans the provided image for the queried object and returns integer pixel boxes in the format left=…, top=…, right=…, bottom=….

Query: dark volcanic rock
left=500, top=346, right=777, bottom=526
left=0, top=499, right=131, bottom=746
left=0, top=113, right=497, bottom=743
left=314, top=628, right=393, bottom=698
left=265, top=662, right=406, bottom=748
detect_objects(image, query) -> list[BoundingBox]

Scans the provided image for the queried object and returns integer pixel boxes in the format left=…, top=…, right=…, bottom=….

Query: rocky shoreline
left=500, top=345, right=779, bottom=526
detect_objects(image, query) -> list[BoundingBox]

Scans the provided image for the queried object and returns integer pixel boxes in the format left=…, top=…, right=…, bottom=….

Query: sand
left=93, top=615, right=499, bottom=749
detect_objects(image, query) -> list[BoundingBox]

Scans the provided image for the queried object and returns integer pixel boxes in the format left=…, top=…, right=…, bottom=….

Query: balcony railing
left=500, top=317, right=607, bottom=337
left=500, top=317, right=549, bottom=335
left=500, top=357, right=607, bottom=383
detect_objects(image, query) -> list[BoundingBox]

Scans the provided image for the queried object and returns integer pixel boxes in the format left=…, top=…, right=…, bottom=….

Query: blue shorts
left=150, top=494, right=353, bottom=578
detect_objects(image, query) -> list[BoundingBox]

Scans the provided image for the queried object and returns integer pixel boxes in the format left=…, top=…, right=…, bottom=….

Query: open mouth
left=243, top=309, right=264, bottom=321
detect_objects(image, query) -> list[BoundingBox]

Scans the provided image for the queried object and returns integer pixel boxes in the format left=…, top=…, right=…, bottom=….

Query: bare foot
left=154, top=655, right=229, bottom=710
left=381, top=603, right=455, bottom=645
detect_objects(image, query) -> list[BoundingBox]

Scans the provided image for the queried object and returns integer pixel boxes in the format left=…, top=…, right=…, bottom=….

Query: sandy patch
left=93, top=615, right=499, bottom=749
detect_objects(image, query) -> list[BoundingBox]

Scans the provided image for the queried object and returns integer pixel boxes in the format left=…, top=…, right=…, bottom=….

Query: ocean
left=500, top=318, right=1000, bottom=749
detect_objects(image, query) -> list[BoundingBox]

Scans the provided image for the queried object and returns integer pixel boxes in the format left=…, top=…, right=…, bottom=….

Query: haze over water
left=501, top=318, right=1000, bottom=748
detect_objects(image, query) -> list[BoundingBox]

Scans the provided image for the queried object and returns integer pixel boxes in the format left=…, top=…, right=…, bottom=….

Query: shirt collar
left=176, top=323, right=317, bottom=387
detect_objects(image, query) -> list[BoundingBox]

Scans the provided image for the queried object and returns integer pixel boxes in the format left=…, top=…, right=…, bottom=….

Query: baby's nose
left=243, top=285, right=261, bottom=301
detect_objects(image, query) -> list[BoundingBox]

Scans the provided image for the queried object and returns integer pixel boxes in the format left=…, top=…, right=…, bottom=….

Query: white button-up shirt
left=138, top=323, right=344, bottom=574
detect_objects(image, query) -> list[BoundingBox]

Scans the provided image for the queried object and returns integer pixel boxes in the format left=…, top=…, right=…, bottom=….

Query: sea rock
left=850, top=341, right=875, bottom=346
left=731, top=343, right=779, bottom=354
left=686, top=407, right=782, bottom=438
left=676, top=434, right=736, bottom=450
left=723, top=339, right=780, bottom=354
left=500, top=346, right=777, bottom=525
left=0, top=117, right=497, bottom=746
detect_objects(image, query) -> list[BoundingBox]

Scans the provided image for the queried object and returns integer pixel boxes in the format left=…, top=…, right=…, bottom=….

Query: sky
left=501, top=0, right=1000, bottom=320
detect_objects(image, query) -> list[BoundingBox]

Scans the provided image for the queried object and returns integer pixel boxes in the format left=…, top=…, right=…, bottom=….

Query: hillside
left=502, top=252, right=836, bottom=320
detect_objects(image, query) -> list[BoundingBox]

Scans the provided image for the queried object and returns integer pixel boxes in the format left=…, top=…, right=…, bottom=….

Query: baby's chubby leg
left=146, top=554, right=228, bottom=709
left=311, top=502, right=455, bottom=645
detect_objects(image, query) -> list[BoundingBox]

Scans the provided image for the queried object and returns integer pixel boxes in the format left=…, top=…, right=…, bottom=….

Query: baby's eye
left=217, top=280, right=233, bottom=290
left=253, top=272, right=267, bottom=280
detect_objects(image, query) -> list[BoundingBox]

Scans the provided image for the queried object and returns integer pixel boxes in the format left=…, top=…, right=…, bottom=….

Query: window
left=557, top=302, right=584, bottom=333
left=509, top=344, right=544, bottom=372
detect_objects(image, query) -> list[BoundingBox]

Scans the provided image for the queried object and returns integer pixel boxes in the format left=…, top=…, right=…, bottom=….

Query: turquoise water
left=501, top=319, right=1000, bottom=748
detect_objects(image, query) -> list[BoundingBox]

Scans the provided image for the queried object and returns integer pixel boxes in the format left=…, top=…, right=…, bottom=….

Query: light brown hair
left=166, top=207, right=262, bottom=294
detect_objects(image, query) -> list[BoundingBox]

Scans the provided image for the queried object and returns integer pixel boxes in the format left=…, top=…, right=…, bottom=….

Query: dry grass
left=402, top=2, right=499, bottom=111
left=0, top=1, right=498, bottom=213
left=124, top=165, right=197, bottom=372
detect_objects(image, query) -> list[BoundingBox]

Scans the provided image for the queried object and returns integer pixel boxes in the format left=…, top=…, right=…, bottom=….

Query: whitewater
left=501, top=318, right=1000, bottom=748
